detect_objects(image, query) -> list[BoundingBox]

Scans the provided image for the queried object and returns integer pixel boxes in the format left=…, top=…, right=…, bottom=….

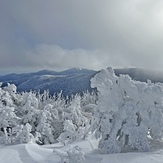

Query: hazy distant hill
left=1, top=67, right=163, bottom=96
left=0, top=68, right=96, bottom=96
left=114, top=68, right=163, bottom=83
left=0, top=68, right=95, bottom=82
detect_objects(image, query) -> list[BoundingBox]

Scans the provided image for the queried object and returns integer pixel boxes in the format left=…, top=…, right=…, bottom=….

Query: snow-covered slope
left=0, top=136, right=163, bottom=163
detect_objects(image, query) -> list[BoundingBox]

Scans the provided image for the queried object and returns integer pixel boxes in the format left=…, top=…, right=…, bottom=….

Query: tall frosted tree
left=19, top=92, right=39, bottom=130
left=0, top=84, right=20, bottom=144
left=91, top=67, right=163, bottom=153
left=58, top=94, right=91, bottom=145
left=36, top=104, right=56, bottom=144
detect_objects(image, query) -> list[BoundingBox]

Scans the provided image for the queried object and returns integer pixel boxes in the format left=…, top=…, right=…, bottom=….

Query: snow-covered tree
left=0, top=82, right=93, bottom=146
left=19, top=92, right=39, bottom=131
left=54, top=145, right=85, bottom=163
left=58, top=95, right=91, bottom=145
left=0, top=84, right=21, bottom=144
left=91, top=67, right=163, bottom=153
left=49, top=93, right=66, bottom=140
left=58, top=120, right=76, bottom=145
left=36, top=104, right=55, bottom=144
left=81, top=90, right=97, bottom=113
left=18, top=123, right=34, bottom=143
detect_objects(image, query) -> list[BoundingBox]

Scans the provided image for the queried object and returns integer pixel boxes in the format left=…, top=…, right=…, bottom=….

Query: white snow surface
left=0, top=135, right=163, bottom=163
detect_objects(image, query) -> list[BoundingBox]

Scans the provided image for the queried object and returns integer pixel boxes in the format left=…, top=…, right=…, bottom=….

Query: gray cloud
left=25, top=44, right=130, bottom=71
left=0, top=0, right=163, bottom=73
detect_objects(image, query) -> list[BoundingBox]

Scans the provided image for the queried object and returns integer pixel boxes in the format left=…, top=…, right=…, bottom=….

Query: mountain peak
left=60, top=67, right=95, bottom=75
left=74, top=67, right=82, bottom=70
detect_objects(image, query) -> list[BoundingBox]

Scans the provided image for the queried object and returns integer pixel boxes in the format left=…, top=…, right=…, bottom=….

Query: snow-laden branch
left=91, top=67, right=163, bottom=153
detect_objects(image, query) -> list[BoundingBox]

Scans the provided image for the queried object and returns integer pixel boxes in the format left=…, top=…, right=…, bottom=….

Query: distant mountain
left=17, top=73, right=96, bottom=96
left=0, top=68, right=97, bottom=96
left=0, top=71, right=55, bottom=82
left=32, top=70, right=58, bottom=76
left=0, top=68, right=95, bottom=83
left=1, top=67, right=163, bottom=96
left=59, top=67, right=95, bottom=75
left=0, top=73, right=39, bottom=83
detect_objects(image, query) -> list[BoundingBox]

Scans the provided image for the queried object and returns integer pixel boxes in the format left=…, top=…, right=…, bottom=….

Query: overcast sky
left=0, top=0, right=163, bottom=74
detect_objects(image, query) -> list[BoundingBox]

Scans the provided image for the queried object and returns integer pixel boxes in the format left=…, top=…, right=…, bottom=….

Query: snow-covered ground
left=1, top=135, right=163, bottom=163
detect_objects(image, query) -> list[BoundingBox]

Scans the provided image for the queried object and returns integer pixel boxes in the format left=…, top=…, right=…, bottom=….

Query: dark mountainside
left=0, top=68, right=97, bottom=96
left=1, top=67, right=163, bottom=96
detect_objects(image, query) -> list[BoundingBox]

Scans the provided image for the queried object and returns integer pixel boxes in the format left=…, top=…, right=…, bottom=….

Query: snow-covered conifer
left=54, top=145, right=85, bottom=163
left=0, top=84, right=20, bottom=144
left=58, top=95, right=91, bottom=144
left=18, top=123, right=34, bottom=143
left=91, top=67, right=163, bottom=153
left=81, top=90, right=97, bottom=113
left=19, top=92, right=39, bottom=130
left=58, top=120, right=76, bottom=145
left=36, top=105, right=55, bottom=144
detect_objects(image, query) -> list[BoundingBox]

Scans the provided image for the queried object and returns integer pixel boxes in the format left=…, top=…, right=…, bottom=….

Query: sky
left=0, top=0, right=163, bottom=74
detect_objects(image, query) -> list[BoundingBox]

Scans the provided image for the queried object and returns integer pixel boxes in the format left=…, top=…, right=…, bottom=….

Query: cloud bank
left=0, top=0, right=163, bottom=73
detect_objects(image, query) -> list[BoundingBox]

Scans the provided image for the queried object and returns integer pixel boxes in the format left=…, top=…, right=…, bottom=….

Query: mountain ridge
left=0, top=68, right=96, bottom=82
left=0, top=68, right=97, bottom=96
left=1, top=67, right=163, bottom=96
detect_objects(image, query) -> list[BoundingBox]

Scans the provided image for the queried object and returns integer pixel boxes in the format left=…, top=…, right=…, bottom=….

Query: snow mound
left=1, top=138, right=163, bottom=163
